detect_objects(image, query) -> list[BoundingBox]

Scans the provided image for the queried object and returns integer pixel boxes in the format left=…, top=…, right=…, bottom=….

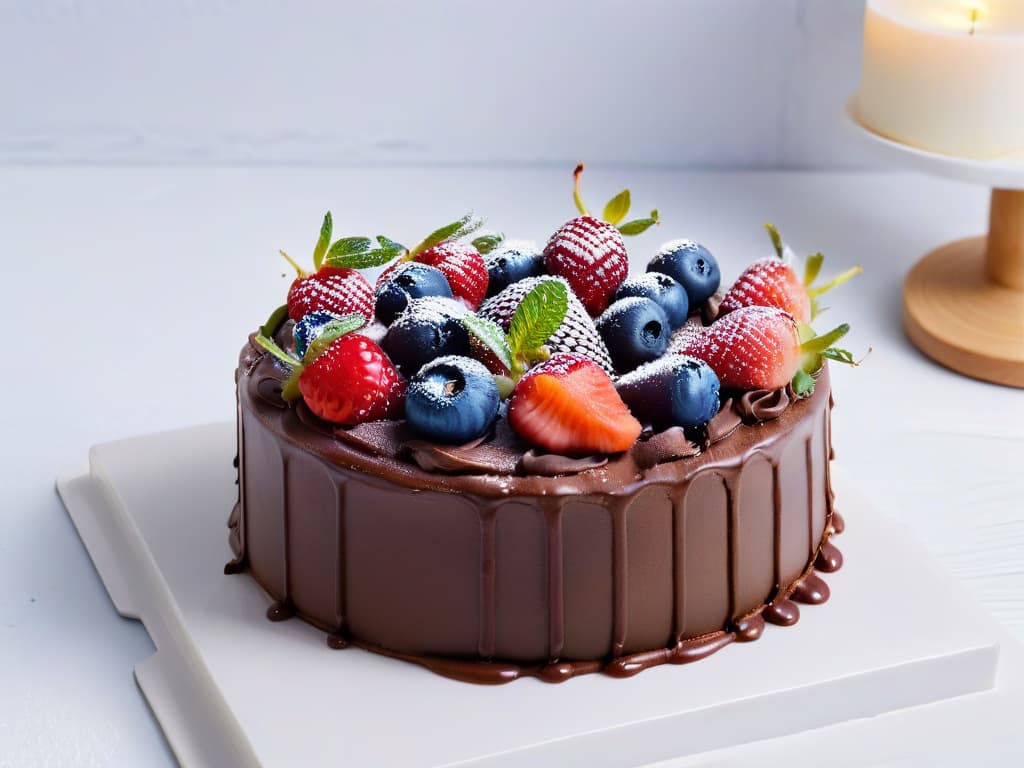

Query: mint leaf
left=260, top=304, right=290, bottom=337
left=463, top=315, right=513, bottom=374
left=508, top=278, right=568, bottom=360
left=313, top=212, right=332, bottom=270
left=302, top=315, right=367, bottom=364
left=765, top=223, right=784, bottom=259
left=822, top=347, right=857, bottom=365
left=411, top=212, right=485, bottom=256
left=617, top=209, right=660, bottom=236
left=602, top=189, right=631, bottom=225
left=804, top=252, right=824, bottom=286
left=375, top=235, right=408, bottom=257
left=254, top=333, right=299, bottom=368
left=472, top=232, right=505, bottom=255
left=326, top=237, right=372, bottom=259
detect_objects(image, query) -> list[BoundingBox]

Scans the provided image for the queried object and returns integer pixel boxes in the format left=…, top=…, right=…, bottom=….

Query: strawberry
left=298, top=334, right=405, bottom=425
left=678, top=305, right=857, bottom=394
left=718, top=224, right=862, bottom=323
left=287, top=266, right=374, bottom=322
left=280, top=211, right=404, bottom=322
left=477, top=276, right=615, bottom=375
left=377, top=213, right=490, bottom=310
left=543, top=164, right=660, bottom=317
left=508, top=353, right=642, bottom=455
left=254, top=316, right=406, bottom=427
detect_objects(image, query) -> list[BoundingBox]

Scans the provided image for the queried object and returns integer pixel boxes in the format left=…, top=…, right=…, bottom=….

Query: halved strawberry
left=542, top=165, right=660, bottom=316
left=718, top=224, right=862, bottom=322
left=508, top=353, right=641, bottom=455
left=678, top=305, right=856, bottom=394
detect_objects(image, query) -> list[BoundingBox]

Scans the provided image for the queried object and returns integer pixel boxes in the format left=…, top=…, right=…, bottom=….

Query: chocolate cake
left=227, top=177, right=857, bottom=683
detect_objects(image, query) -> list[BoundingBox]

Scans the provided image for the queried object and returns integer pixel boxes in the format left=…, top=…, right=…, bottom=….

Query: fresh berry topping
left=615, top=355, right=720, bottom=429
left=415, top=240, right=489, bottom=310
left=374, top=262, right=452, bottom=326
left=543, top=215, right=628, bottom=317
left=484, top=245, right=546, bottom=297
left=405, top=356, right=500, bottom=444
left=293, top=310, right=341, bottom=358
left=382, top=297, right=471, bottom=377
left=478, top=276, right=615, bottom=375
left=613, top=272, right=689, bottom=330
left=286, top=266, right=374, bottom=323
left=718, top=225, right=862, bottom=322
left=298, top=334, right=406, bottom=425
left=678, top=306, right=801, bottom=391
left=542, top=164, right=661, bottom=317
left=595, top=297, right=671, bottom=374
left=508, top=353, right=642, bottom=455
left=647, top=240, right=721, bottom=309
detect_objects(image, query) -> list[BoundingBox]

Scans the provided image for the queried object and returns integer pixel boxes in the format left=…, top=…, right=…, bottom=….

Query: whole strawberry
left=679, top=305, right=855, bottom=394
left=377, top=214, right=493, bottom=310
left=477, top=275, right=615, bottom=375
left=718, top=224, right=862, bottom=323
left=281, top=212, right=406, bottom=322
left=508, top=353, right=642, bottom=455
left=254, top=315, right=406, bottom=426
left=543, top=165, right=660, bottom=317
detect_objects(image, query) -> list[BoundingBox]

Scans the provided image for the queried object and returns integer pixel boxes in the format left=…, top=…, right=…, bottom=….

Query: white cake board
left=57, top=424, right=1009, bottom=768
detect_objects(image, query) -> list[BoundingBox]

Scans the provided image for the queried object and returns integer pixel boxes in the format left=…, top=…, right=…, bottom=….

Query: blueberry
left=615, top=355, right=720, bottom=429
left=382, top=297, right=470, bottom=376
left=595, top=297, right=670, bottom=374
left=293, top=310, right=341, bottom=359
left=612, top=273, right=689, bottom=330
left=484, top=246, right=545, bottom=297
left=647, top=240, right=720, bottom=308
left=406, top=356, right=500, bottom=444
left=375, top=263, right=453, bottom=326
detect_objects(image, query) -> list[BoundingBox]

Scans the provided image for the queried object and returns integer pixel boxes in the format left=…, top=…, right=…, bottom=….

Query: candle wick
left=970, top=9, right=978, bottom=36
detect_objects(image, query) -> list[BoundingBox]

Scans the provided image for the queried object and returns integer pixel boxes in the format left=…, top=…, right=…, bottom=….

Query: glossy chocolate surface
left=228, top=336, right=839, bottom=683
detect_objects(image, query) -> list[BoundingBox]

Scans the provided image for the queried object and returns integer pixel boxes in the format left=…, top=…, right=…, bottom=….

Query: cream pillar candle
left=859, top=0, right=1024, bottom=158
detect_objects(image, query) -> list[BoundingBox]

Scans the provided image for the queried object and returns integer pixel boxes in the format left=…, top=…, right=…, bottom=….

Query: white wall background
left=0, top=0, right=873, bottom=168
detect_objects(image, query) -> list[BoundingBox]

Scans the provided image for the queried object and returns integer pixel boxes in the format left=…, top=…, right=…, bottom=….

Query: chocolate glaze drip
left=230, top=338, right=842, bottom=684
left=266, top=600, right=294, bottom=622
left=815, top=541, right=844, bottom=573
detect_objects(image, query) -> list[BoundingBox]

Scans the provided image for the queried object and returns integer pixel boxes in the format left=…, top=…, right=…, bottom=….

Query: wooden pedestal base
left=903, top=236, right=1024, bottom=388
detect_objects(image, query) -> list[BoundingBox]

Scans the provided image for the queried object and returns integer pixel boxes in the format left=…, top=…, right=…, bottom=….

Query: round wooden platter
left=903, top=234, right=1024, bottom=388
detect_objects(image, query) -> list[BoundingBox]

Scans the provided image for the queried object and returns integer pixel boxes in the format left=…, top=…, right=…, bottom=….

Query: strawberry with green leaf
left=718, top=224, right=862, bottom=323
left=282, top=212, right=406, bottom=322
left=543, top=164, right=661, bottom=316
left=376, top=213, right=492, bottom=310
left=253, top=314, right=406, bottom=426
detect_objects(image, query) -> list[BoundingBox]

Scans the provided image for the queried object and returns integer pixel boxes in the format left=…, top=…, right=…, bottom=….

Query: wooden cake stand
left=845, top=101, right=1024, bottom=388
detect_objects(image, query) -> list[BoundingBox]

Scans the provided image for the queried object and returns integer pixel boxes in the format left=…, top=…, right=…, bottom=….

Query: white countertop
left=2, top=167, right=1022, bottom=766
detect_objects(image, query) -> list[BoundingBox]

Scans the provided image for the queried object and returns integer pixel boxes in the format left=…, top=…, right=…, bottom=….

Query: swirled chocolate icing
left=228, top=332, right=841, bottom=684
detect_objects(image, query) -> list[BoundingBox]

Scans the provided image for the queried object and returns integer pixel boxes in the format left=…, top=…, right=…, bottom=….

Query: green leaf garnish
left=323, top=235, right=407, bottom=269
left=410, top=212, right=484, bottom=257
left=804, top=252, right=824, bottom=286
left=791, top=368, right=816, bottom=397
left=765, top=223, right=785, bottom=259
left=602, top=189, right=631, bottom=225
left=507, top=278, right=568, bottom=365
left=617, top=209, right=660, bottom=236
left=261, top=304, right=290, bottom=337
left=462, top=315, right=513, bottom=374
left=375, top=235, right=408, bottom=257
left=254, top=333, right=299, bottom=369
left=313, top=212, right=332, bottom=271
left=302, top=315, right=366, bottom=364
left=326, top=237, right=372, bottom=259
left=471, top=232, right=505, bottom=255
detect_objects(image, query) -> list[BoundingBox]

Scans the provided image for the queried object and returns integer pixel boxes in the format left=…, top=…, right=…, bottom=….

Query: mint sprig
left=462, top=315, right=513, bottom=374
left=471, top=232, right=505, bottom=255
left=508, top=279, right=568, bottom=363
left=324, top=235, right=407, bottom=269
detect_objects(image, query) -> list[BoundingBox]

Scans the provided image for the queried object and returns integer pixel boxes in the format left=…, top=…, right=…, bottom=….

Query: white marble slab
left=57, top=423, right=1005, bottom=767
